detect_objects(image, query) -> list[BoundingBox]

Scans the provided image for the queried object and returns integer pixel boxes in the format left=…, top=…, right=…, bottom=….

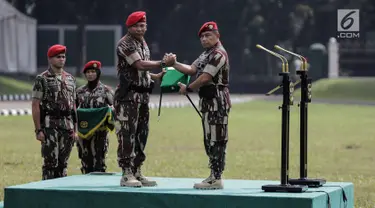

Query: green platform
left=3, top=173, right=353, bottom=208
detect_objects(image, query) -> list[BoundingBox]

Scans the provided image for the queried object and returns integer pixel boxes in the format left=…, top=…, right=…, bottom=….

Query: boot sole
left=120, top=184, right=142, bottom=187
left=194, top=187, right=223, bottom=190
left=193, top=185, right=223, bottom=190
left=120, top=181, right=143, bottom=188
left=141, top=184, right=157, bottom=187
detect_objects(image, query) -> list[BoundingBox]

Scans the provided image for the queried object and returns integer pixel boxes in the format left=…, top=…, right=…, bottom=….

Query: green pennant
left=157, top=67, right=193, bottom=120
left=77, top=106, right=115, bottom=139
left=160, top=67, right=191, bottom=93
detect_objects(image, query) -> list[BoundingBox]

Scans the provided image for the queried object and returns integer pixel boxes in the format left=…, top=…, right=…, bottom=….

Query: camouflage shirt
left=192, top=41, right=231, bottom=113
left=76, top=82, right=114, bottom=109
left=115, top=33, right=152, bottom=103
left=32, top=68, right=77, bottom=130
left=193, top=41, right=230, bottom=86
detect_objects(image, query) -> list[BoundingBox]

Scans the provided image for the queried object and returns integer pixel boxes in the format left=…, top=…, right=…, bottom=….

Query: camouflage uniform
left=32, top=68, right=77, bottom=180
left=192, top=41, right=231, bottom=189
left=76, top=82, right=114, bottom=174
left=114, top=33, right=156, bottom=187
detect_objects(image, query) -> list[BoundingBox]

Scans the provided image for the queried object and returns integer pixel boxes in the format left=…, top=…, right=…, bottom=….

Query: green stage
left=3, top=173, right=353, bottom=208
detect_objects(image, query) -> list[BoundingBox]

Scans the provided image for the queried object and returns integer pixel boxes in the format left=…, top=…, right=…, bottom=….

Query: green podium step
left=3, top=173, right=353, bottom=208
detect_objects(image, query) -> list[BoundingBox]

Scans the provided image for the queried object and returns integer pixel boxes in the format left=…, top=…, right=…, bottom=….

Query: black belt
left=129, top=85, right=153, bottom=93
left=217, top=85, right=227, bottom=91
left=198, top=85, right=227, bottom=99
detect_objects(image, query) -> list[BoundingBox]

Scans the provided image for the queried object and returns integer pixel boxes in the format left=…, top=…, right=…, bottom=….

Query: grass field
left=0, top=76, right=33, bottom=95
left=294, top=77, right=375, bottom=101
left=0, top=100, right=374, bottom=207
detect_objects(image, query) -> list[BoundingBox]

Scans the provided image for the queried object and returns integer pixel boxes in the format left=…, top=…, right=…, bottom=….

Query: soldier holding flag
left=164, top=21, right=231, bottom=190
left=114, top=11, right=171, bottom=188
left=76, top=60, right=115, bottom=174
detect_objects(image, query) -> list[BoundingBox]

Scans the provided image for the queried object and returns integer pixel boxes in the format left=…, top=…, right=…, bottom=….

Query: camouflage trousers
left=76, top=130, right=109, bottom=174
left=115, top=101, right=149, bottom=171
left=201, top=109, right=229, bottom=179
left=41, top=128, right=75, bottom=180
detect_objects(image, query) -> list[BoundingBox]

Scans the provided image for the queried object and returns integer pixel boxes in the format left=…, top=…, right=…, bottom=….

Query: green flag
left=77, top=106, right=115, bottom=139
left=158, top=67, right=191, bottom=119
left=160, top=67, right=191, bottom=92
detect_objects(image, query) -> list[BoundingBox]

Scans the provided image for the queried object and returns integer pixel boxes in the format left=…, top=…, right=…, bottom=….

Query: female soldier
left=76, top=60, right=114, bottom=174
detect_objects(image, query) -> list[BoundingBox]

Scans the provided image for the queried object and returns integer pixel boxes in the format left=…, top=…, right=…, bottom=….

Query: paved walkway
left=0, top=94, right=257, bottom=110
left=0, top=94, right=256, bottom=116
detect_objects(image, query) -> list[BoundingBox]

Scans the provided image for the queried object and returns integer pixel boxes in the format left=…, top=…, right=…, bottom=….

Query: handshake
left=162, top=53, right=177, bottom=67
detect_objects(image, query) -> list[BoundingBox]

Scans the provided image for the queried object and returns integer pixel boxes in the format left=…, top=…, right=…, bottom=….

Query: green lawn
left=0, top=100, right=374, bottom=207
left=0, top=76, right=33, bottom=95
left=294, top=77, right=375, bottom=101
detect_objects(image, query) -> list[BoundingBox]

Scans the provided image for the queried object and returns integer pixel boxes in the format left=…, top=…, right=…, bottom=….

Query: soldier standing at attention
left=31, top=44, right=79, bottom=180
left=76, top=60, right=114, bottom=174
left=164, top=22, right=231, bottom=189
left=114, top=11, right=172, bottom=187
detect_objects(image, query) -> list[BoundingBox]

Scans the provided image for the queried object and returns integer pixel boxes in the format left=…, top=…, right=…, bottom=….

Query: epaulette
left=40, top=70, right=49, bottom=77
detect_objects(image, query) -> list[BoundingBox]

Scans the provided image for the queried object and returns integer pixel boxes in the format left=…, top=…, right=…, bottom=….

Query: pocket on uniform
left=115, top=101, right=136, bottom=122
left=207, top=110, right=228, bottom=125
left=48, top=84, right=59, bottom=92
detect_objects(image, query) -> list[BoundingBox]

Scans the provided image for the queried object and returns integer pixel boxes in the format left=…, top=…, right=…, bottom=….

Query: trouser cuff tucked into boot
left=209, top=159, right=225, bottom=179
left=120, top=167, right=142, bottom=187
left=193, top=170, right=223, bottom=190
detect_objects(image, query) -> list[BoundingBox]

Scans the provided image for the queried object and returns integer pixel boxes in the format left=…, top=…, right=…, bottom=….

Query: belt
left=198, top=85, right=227, bottom=99
left=199, top=85, right=227, bottom=91
left=217, top=85, right=227, bottom=91
left=44, top=110, right=71, bottom=117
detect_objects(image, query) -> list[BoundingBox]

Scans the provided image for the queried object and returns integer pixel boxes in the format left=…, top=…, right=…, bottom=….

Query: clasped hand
left=162, top=53, right=187, bottom=95
left=163, top=53, right=177, bottom=66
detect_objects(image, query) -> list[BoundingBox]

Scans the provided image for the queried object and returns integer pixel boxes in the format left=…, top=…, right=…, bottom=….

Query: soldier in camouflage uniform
left=76, top=60, right=114, bottom=174
left=31, top=44, right=78, bottom=180
left=164, top=22, right=231, bottom=189
left=115, top=11, right=171, bottom=187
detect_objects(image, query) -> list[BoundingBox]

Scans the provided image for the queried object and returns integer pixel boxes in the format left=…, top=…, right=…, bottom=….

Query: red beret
left=198, top=21, right=219, bottom=37
left=126, top=11, right=146, bottom=27
left=83, top=60, right=101, bottom=72
left=47, top=44, right=66, bottom=58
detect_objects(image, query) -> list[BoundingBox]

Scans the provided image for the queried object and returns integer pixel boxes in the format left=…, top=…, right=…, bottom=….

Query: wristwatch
left=186, top=85, right=193, bottom=92
left=35, top=129, right=43, bottom=134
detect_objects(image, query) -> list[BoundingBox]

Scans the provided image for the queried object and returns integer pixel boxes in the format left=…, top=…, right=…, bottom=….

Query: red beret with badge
left=47, top=44, right=66, bottom=58
left=198, top=21, right=220, bottom=37
left=83, top=60, right=101, bottom=73
left=126, top=11, right=147, bottom=27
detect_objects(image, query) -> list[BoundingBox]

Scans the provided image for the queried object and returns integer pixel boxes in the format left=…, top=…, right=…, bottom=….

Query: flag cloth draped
left=160, top=67, right=191, bottom=92
left=157, top=67, right=192, bottom=119
left=77, top=106, right=115, bottom=139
